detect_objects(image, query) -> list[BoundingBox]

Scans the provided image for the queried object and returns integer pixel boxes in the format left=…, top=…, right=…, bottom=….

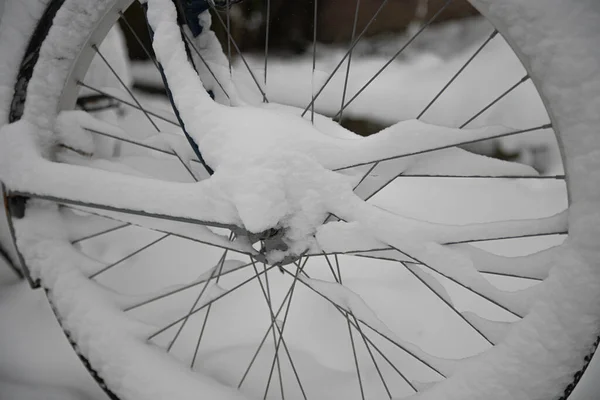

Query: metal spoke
left=77, top=82, right=180, bottom=127
left=394, top=246, right=523, bottom=319
left=83, top=127, right=202, bottom=165
left=71, top=222, right=131, bottom=245
left=206, top=1, right=268, bottom=102
left=445, top=230, right=567, bottom=245
left=338, top=0, right=362, bottom=124
left=237, top=282, right=296, bottom=389
left=250, top=258, right=308, bottom=400
left=169, top=235, right=232, bottom=352
left=417, top=30, right=498, bottom=119
left=92, top=45, right=161, bottom=132
left=329, top=255, right=367, bottom=400
left=119, top=11, right=160, bottom=72
left=460, top=75, right=530, bottom=128
left=333, top=0, right=454, bottom=120
left=301, top=0, right=391, bottom=117
left=281, top=267, right=423, bottom=388
left=263, top=0, right=270, bottom=87
left=329, top=255, right=392, bottom=397
left=335, top=123, right=552, bottom=171
left=190, top=241, right=233, bottom=367
left=396, top=174, right=565, bottom=180
left=228, top=0, right=233, bottom=76
left=124, top=261, right=253, bottom=312
left=89, top=233, right=169, bottom=279
left=14, top=191, right=237, bottom=232
left=180, top=30, right=231, bottom=100
left=310, top=0, right=318, bottom=123
left=147, top=263, right=279, bottom=341
left=263, top=258, right=309, bottom=400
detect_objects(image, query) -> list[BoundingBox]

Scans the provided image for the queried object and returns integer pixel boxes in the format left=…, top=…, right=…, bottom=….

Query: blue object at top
left=180, top=0, right=244, bottom=37
left=180, top=0, right=212, bottom=36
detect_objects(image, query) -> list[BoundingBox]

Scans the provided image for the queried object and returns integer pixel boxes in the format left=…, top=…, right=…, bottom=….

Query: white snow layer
left=0, top=0, right=599, bottom=399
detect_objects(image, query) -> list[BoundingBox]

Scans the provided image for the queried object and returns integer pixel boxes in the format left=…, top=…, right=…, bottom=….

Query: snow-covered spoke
left=77, top=82, right=180, bottom=127
left=334, top=122, right=552, bottom=171
left=448, top=243, right=562, bottom=281
left=352, top=147, right=541, bottom=201
left=64, top=205, right=254, bottom=256
left=320, top=207, right=567, bottom=251
left=333, top=0, right=454, bottom=120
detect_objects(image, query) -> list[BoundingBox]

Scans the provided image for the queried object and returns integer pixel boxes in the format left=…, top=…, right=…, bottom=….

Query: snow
left=1, top=0, right=600, bottom=399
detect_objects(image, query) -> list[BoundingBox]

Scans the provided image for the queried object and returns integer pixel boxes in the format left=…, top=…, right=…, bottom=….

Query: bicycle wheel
left=1, top=0, right=599, bottom=399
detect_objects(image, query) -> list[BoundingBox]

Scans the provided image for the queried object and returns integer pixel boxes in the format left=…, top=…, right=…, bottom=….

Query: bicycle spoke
left=301, top=0, right=391, bottom=117
left=190, top=239, right=233, bottom=367
left=92, top=44, right=161, bottom=132
left=238, top=282, right=296, bottom=389
left=71, top=222, right=131, bottom=245
left=335, top=123, right=552, bottom=171
left=124, top=260, right=253, bottom=311
left=83, top=127, right=202, bottom=165
left=461, top=75, right=530, bottom=128
left=333, top=0, right=454, bottom=119
left=337, top=0, right=362, bottom=124
left=181, top=30, right=231, bottom=100
left=329, top=255, right=370, bottom=400
left=395, top=245, right=526, bottom=319
left=417, top=30, right=498, bottom=119
left=15, top=191, right=237, bottom=232
left=147, top=263, right=279, bottom=341
left=119, top=11, right=160, bottom=73
left=77, top=82, right=180, bottom=126
left=228, top=0, right=233, bottom=76
left=310, top=0, right=318, bottom=123
left=397, top=174, right=565, bottom=180
left=281, top=268, right=427, bottom=387
left=263, top=0, right=270, bottom=87
left=263, top=258, right=309, bottom=400
left=90, top=233, right=170, bottom=279
left=206, top=1, right=268, bottom=102
left=250, top=259, right=284, bottom=400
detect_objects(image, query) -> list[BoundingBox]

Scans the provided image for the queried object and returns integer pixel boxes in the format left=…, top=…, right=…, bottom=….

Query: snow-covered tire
left=1, top=0, right=600, bottom=399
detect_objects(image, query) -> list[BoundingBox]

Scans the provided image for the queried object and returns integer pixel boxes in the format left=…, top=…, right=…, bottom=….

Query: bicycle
left=0, top=0, right=599, bottom=399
